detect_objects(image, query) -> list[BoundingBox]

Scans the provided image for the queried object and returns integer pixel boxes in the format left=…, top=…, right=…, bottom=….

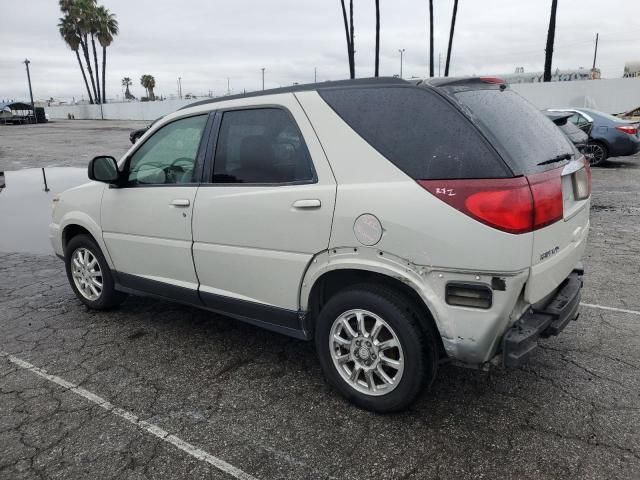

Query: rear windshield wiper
left=537, top=153, right=572, bottom=166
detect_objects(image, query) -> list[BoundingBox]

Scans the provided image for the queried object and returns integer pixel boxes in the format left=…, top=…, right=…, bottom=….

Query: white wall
left=47, top=98, right=194, bottom=121
left=511, top=78, right=640, bottom=114
left=46, top=78, right=640, bottom=120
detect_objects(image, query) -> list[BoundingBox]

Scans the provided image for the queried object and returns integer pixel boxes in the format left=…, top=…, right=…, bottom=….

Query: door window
left=212, top=108, right=315, bottom=184
left=127, top=115, right=208, bottom=185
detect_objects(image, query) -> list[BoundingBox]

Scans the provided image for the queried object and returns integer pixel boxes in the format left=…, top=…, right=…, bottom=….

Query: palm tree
left=58, top=15, right=94, bottom=104
left=374, top=0, right=380, bottom=77
left=122, top=77, right=133, bottom=99
left=140, top=75, right=156, bottom=100
left=340, top=0, right=355, bottom=79
left=428, top=0, right=434, bottom=77
left=444, top=0, right=459, bottom=77
left=71, top=0, right=100, bottom=103
left=87, top=3, right=102, bottom=103
left=96, top=6, right=118, bottom=103
left=543, top=0, right=558, bottom=82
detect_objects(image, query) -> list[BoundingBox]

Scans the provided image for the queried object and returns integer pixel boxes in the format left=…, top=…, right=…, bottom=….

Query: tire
left=64, top=234, right=127, bottom=309
left=315, top=284, right=438, bottom=413
left=585, top=141, right=608, bottom=166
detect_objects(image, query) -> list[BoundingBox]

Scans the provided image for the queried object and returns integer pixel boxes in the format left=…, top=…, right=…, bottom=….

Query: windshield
left=455, top=89, right=574, bottom=175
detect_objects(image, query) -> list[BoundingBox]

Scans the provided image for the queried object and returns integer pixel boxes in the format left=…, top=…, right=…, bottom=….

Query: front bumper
left=502, top=264, right=583, bottom=368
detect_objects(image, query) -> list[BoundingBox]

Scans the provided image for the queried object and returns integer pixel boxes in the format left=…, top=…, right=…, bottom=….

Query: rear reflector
left=615, top=125, right=638, bottom=135
left=418, top=165, right=566, bottom=234
left=446, top=282, right=492, bottom=309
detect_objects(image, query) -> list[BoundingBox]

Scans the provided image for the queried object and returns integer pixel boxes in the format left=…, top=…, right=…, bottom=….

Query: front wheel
left=315, top=285, right=438, bottom=412
left=64, top=234, right=127, bottom=309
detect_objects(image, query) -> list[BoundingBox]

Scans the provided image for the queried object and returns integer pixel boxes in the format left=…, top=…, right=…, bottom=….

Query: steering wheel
left=165, top=157, right=194, bottom=183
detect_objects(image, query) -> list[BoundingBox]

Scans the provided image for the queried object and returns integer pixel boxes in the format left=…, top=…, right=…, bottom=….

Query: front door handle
left=292, top=199, right=321, bottom=209
left=170, top=199, right=190, bottom=207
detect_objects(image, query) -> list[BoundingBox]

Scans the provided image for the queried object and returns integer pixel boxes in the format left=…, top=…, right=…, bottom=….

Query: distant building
left=499, top=67, right=600, bottom=84
left=623, top=62, right=640, bottom=78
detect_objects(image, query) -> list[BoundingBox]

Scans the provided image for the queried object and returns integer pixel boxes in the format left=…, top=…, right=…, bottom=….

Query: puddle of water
left=0, top=167, right=88, bottom=254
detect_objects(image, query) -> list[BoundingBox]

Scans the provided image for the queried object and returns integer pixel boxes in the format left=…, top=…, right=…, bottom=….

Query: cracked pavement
left=1, top=121, right=640, bottom=479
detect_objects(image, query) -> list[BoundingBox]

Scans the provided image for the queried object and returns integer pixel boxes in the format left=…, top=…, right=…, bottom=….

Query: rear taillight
left=615, top=125, right=638, bottom=135
left=418, top=166, right=565, bottom=234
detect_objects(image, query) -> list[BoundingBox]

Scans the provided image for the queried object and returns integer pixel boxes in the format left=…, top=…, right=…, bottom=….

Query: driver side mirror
left=88, top=156, right=119, bottom=184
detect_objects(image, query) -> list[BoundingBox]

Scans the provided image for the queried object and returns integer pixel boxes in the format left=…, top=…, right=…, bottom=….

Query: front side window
left=212, top=108, right=314, bottom=184
left=127, top=115, right=208, bottom=185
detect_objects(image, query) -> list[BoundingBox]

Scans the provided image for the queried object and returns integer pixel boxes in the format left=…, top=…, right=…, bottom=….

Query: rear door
left=453, top=88, right=590, bottom=303
left=191, top=95, right=336, bottom=326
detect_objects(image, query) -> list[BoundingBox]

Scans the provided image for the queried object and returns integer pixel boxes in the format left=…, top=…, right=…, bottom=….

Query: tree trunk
left=349, top=0, right=355, bottom=78
left=75, top=49, right=94, bottom=104
left=80, top=36, right=98, bottom=104
left=544, top=0, right=558, bottom=82
left=444, top=0, right=459, bottom=77
left=91, top=35, right=101, bottom=103
left=340, top=1, right=353, bottom=79
left=429, top=0, right=434, bottom=77
left=374, top=0, right=380, bottom=77
left=102, top=46, right=107, bottom=104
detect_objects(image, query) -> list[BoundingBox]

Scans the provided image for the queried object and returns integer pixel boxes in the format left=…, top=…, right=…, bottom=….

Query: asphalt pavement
left=1, top=121, right=639, bottom=479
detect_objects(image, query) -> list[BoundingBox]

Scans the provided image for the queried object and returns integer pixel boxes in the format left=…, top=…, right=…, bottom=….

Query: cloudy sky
left=1, top=0, right=638, bottom=102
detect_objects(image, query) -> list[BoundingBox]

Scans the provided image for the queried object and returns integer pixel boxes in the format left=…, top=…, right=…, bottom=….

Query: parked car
left=548, top=107, right=640, bottom=165
left=544, top=110, right=588, bottom=152
left=129, top=117, right=162, bottom=144
left=51, top=77, right=590, bottom=412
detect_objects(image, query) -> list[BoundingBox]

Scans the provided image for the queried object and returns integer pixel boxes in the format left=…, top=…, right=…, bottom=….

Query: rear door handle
left=170, top=199, right=190, bottom=207
left=292, top=199, right=321, bottom=209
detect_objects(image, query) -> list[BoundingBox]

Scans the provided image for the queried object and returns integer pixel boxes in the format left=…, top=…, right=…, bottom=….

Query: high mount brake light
left=479, top=76, right=506, bottom=84
left=418, top=165, right=566, bottom=234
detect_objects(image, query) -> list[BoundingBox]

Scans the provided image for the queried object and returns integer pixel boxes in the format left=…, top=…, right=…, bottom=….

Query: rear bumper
left=502, top=264, right=583, bottom=368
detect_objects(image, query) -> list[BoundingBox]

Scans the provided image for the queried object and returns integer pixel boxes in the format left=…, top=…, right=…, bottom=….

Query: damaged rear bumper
left=502, top=264, right=584, bottom=368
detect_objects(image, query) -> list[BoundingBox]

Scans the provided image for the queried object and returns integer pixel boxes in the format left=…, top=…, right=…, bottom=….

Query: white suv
left=50, top=77, right=590, bottom=412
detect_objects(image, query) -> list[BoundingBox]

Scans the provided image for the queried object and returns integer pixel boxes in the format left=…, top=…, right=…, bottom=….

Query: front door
left=101, top=113, right=210, bottom=302
left=192, top=100, right=336, bottom=332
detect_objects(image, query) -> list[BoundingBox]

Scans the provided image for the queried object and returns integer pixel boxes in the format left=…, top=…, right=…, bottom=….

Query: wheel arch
left=301, top=253, right=446, bottom=358
left=59, top=213, right=114, bottom=269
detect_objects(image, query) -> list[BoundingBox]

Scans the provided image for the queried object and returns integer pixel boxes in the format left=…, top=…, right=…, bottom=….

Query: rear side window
left=319, top=86, right=508, bottom=179
left=213, top=108, right=315, bottom=184
left=454, top=89, right=574, bottom=175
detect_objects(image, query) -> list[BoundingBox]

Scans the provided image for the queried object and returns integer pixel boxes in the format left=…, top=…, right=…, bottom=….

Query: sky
left=1, top=0, right=639, bottom=103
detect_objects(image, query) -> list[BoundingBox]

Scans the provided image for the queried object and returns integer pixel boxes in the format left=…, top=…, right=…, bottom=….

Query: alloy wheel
left=70, top=247, right=103, bottom=301
left=329, top=309, right=404, bottom=396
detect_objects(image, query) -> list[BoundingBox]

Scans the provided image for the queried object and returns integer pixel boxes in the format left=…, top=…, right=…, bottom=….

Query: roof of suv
left=180, top=77, right=410, bottom=110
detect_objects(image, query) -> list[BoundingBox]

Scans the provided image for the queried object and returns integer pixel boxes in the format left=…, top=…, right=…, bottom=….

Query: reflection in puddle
left=0, top=167, right=88, bottom=254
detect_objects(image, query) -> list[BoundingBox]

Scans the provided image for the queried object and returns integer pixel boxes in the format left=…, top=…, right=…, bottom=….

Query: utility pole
left=177, top=77, right=182, bottom=99
left=398, top=49, right=405, bottom=79
left=314, top=67, right=317, bottom=83
left=23, top=59, right=35, bottom=123
left=261, top=67, right=265, bottom=91
left=227, top=77, right=231, bottom=95
left=592, top=33, right=599, bottom=70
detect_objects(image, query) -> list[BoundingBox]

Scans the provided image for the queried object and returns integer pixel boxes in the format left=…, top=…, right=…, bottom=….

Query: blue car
left=548, top=108, right=640, bottom=166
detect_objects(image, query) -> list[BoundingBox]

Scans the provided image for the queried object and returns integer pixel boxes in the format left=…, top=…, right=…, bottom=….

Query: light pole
left=314, top=67, right=317, bottom=83
left=398, top=49, right=405, bottom=79
left=261, top=68, right=265, bottom=91
left=227, top=77, right=231, bottom=95
left=23, top=59, right=35, bottom=123
left=177, top=77, right=182, bottom=99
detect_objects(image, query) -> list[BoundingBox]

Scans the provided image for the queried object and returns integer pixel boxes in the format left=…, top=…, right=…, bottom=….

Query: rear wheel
left=584, top=141, right=608, bottom=166
left=64, top=234, right=127, bottom=309
left=315, top=284, right=438, bottom=412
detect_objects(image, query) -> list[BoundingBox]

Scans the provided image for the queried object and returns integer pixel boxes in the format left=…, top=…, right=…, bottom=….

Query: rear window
left=454, top=89, right=574, bottom=175
left=319, top=86, right=509, bottom=179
